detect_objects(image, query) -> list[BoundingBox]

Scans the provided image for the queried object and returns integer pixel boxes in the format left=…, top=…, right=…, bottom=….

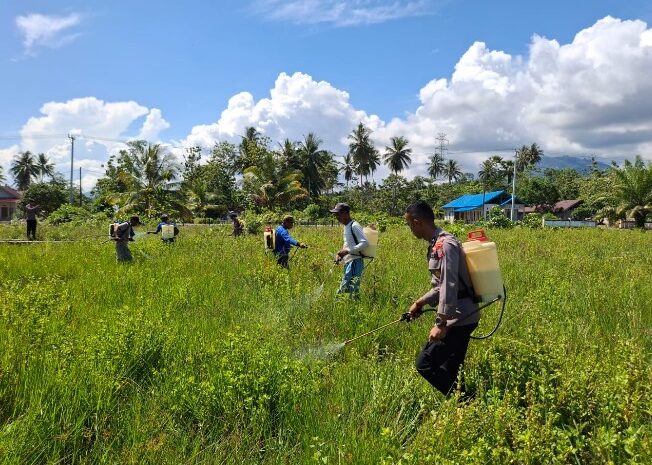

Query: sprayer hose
left=471, top=286, right=507, bottom=340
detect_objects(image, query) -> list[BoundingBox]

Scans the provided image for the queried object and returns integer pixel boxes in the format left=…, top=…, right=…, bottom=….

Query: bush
left=47, top=204, right=92, bottom=225
left=520, top=213, right=543, bottom=229
left=303, top=204, right=322, bottom=222
left=486, top=206, right=513, bottom=229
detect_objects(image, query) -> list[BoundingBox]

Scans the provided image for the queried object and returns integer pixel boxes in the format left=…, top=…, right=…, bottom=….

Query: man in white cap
left=330, top=203, right=368, bottom=295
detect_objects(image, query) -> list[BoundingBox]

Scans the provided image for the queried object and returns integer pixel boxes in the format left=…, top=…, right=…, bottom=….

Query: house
left=523, top=199, right=583, bottom=220
left=552, top=200, right=583, bottom=220
left=0, top=186, right=21, bottom=221
left=442, top=190, right=525, bottom=222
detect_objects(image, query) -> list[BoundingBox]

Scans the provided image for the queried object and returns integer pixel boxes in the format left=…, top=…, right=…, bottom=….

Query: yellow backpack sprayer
left=264, top=225, right=275, bottom=251
left=161, top=224, right=175, bottom=240
left=340, top=229, right=506, bottom=346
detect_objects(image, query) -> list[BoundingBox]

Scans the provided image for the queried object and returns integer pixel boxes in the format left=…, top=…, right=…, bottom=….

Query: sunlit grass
left=0, top=224, right=650, bottom=463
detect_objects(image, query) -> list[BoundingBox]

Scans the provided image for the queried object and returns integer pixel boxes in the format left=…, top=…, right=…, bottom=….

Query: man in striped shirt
left=330, top=203, right=368, bottom=296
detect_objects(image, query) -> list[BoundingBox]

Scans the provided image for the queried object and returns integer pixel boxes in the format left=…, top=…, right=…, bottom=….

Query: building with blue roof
left=442, top=190, right=525, bottom=222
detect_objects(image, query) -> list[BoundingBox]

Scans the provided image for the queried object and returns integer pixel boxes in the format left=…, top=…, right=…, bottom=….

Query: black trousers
left=26, top=220, right=37, bottom=240
left=415, top=323, right=477, bottom=396
left=276, top=253, right=289, bottom=269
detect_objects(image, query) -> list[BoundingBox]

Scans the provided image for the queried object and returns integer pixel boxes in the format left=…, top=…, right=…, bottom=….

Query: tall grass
left=0, top=224, right=650, bottom=463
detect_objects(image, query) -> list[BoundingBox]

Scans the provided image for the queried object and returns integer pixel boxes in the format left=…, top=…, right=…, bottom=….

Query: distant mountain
left=536, top=156, right=611, bottom=174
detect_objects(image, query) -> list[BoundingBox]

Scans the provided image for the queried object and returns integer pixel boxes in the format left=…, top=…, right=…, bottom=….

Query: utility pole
left=510, top=148, right=518, bottom=221
left=79, top=167, right=82, bottom=206
left=68, top=134, right=76, bottom=204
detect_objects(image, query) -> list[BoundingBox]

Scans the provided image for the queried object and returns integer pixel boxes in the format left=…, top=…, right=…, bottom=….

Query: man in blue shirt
left=148, top=214, right=179, bottom=243
left=274, top=215, right=307, bottom=268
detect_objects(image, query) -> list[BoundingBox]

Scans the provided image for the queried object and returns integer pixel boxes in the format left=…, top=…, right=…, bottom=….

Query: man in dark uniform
left=405, top=200, right=479, bottom=397
left=113, top=216, right=140, bottom=262
left=25, top=199, right=40, bottom=241
left=230, top=213, right=244, bottom=237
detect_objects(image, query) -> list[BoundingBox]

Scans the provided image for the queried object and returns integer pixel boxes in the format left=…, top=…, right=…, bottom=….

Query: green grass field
left=0, top=224, right=650, bottom=464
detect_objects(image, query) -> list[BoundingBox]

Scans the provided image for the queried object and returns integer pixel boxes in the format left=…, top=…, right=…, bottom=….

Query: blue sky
left=2, top=0, right=652, bottom=186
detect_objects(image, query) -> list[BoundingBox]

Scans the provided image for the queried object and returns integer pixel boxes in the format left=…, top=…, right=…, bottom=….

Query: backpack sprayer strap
left=349, top=222, right=369, bottom=259
left=403, top=286, right=506, bottom=339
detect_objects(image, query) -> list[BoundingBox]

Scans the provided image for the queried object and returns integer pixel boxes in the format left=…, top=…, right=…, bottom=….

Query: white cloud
left=250, top=0, right=432, bottom=26
left=3, top=16, right=652, bottom=189
left=0, top=97, right=170, bottom=189
left=0, top=145, right=20, bottom=177
left=15, top=13, right=82, bottom=53
left=380, top=16, right=652, bottom=174
left=183, top=71, right=383, bottom=153
left=185, top=17, right=652, bottom=179
left=137, top=109, right=171, bottom=141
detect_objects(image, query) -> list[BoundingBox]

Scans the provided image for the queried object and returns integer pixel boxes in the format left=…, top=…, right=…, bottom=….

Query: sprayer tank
left=362, top=225, right=378, bottom=258
left=462, top=238, right=504, bottom=302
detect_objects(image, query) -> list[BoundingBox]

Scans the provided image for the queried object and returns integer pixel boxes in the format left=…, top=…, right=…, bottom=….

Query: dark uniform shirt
left=25, top=205, right=39, bottom=221
left=419, top=228, right=480, bottom=327
left=115, top=222, right=135, bottom=242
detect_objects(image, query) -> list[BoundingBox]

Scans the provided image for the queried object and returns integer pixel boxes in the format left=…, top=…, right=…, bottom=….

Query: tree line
left=3, top=123, right=651, bottom=228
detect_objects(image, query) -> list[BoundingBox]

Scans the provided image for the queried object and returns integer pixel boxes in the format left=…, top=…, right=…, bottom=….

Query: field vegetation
left=0, top=224, right=650, bottom=464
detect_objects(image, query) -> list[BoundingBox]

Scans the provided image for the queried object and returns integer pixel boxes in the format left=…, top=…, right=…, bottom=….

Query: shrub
left=486, top=206, right=513, bottom=229
left=303, top=204, right=322, bottom=222
left=520, top=213, right=543, bottom=229
left=47, top=204, right=92, bottom=225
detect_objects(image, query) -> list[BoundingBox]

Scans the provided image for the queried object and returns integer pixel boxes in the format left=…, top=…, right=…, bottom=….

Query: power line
left=0, top=133, right=69, bottom=141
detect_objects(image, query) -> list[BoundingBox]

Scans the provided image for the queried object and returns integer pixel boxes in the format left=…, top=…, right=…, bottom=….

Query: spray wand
left=342, top=309, right=433, bottom=345
left=342, top=294, right=505, bottom=346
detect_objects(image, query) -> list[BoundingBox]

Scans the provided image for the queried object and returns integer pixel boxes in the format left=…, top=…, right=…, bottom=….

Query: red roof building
left=0, top=185, right=21, bottom=221
left=523, top=199, right=583, bottom=220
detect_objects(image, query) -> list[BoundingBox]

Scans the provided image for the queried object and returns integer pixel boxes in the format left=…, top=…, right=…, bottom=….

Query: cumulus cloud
left=185, top=16, right=652, bottom=178
left=15, top=13, right=82, bottom=53
left=137, top=109, right=171, bottom=141
left=183, top=72, right=383, bottom=153
left=386, top=16, right=652, bottom=174
left=0, top=97, right=170, bottom=188
left=250, top=0, right=432, bottom=26
left=3, top=16, right=652, bottom=188
left=0, top=145, right=20, bottom=171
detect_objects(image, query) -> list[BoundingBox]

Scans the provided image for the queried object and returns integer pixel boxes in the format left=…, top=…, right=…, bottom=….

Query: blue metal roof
left=442, top=190, right=505, bottom=210
left=453, top=206, right=478, bottom=213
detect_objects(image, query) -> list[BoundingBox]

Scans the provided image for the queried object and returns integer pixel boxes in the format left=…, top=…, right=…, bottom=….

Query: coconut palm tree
left=383, top=136, right=412, bottom=175
left=278, top=138, right=301, bottom=173
left=237, top=126, right=266, bottom=172
left=110, top=141, right=179, bottom=215
left=36, top=153, right=55, bottom=182
left=298, top=133, right=330, bottom=198
left=348, top=123, right=378, bottom=185
left=10, top=151, right=39, bottom=190
left=0, top=166, right=5, bottom=185
left=243, top=166, right=308, bottom=210
left=341, top=153, right=356, bottom=188
left=444, top=159, right=463, bottom=184
left=428, top=152, right=445, bottom=180
left=611, top=156, right=652, bottom=228
left=500, top=159, right=515, bottom=184
left=516, top=143, right=543, bottom=172
left=478, top=158, right=501, bottom=189
left=367, top=149, right=381, bottom=183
